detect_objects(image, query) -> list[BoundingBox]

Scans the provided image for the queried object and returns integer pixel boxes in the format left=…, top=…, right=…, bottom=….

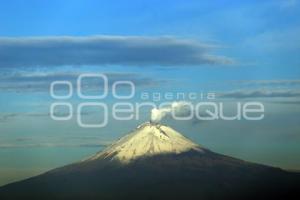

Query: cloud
left=0, top=112, right=49, bottom=123
left=0, top=141, right=110, bottom=148
left=0, top=36, right=233, bottom=68
left=151, top=101, right=192, bottom=123
left=149, top=101, right=212, bottom=127
left=278, top=0, right=298, bottom=9
left=229, top=79, right=300, bottom=87
left=243, top=28, right=300, bottom=53
left=268, top=100, right=300, bottom=105
left=0, top=136, right=112, bottom=148
left=220, top=89, right=300, bottom=99
left=0, top=113, right=18, bottom=123
left=0, top=71, right=167, bottom=92
left=0, top=111, right=99, bottom=123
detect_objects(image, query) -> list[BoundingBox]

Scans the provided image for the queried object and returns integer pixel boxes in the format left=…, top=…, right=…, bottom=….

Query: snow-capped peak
left=86, top=122, right=204, bottom=163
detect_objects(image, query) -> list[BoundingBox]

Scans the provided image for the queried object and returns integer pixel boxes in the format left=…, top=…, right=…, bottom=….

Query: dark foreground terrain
left=0, top=149, right=299, bottom=200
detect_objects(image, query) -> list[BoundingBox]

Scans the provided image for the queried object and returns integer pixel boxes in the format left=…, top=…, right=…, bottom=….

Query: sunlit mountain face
left=0, top=1, right=300, bottom=199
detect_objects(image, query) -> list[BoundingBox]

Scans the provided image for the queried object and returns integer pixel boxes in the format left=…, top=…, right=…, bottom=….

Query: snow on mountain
left=86, top=122, right=204, bottom=163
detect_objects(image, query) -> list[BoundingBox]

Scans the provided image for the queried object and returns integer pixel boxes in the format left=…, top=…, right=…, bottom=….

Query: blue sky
left=0, top=0, right=300, bottom=186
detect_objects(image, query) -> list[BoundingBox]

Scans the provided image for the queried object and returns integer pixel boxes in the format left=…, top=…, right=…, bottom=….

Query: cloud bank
left=0, top=36, right=233, bottom=68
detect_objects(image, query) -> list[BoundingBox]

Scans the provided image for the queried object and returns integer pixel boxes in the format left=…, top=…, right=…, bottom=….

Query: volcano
left=0, top=122, right=299, bottom=199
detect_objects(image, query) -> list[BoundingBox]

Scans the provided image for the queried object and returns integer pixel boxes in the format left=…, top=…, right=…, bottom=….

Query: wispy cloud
left=0, top=111, right=97, bottom=123
left=0, top=71, right=167, bottom=92
left=220, top=89, right=300, bottom=99
left=0, top=141, right=110, bottom=148
left=268, top=100, right=300, bottom=105
left=0, top=36, right=233, bottom=68
left=229, top=79, right=300, bottom=87
left=0, top=113, right=18, bottom=123
left=243, top=28, right=300, bottom=53
left=278, top=0, right=298, bottom=9
left=0, top=136, right=112, bottom=148
left=0, top=112, right=49, bottom=123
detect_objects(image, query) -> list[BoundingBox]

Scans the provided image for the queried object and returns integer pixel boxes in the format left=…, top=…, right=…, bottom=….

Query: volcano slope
left=0, top=123, right=299, bottom=200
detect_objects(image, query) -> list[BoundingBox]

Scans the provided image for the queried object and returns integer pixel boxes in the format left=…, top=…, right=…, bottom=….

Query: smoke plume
left=151, top=102, right=191, bottom=123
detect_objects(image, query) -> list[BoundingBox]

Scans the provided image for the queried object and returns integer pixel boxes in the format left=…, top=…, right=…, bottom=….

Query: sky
left=0, top=0, right=300, bottom=186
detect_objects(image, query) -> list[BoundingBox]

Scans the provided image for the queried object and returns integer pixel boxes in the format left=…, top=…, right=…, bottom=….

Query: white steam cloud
left=151, top=102, right=191, bottom=123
